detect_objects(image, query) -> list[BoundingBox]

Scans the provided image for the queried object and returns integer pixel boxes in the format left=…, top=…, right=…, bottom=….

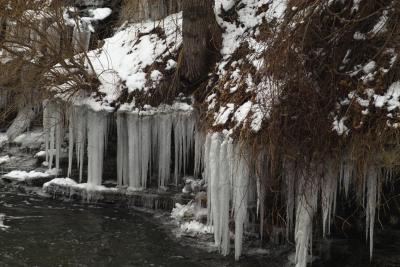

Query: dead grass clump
left=261, top=0, right=400, bottom=175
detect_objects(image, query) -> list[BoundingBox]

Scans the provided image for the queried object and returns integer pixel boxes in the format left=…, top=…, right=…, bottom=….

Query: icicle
left=157, top=113, right=172, bottom=188
left=233, top=149, right=249, bottom=261
left=116, top=112, right=129, bottom=186
left=321, top=163, right=338, bottom=238
left=173, top=114, right=183, bottom=185
left=86, top=110, right=108, bottom=186
left=67, top=108, right=74, bottom=177
left=72, top=20, right=91, bottom=52
left=256, top=153, right=267, bottom=241
left=55, top=112, right=62, bottom=171
left=194, top=130, right=205, bottom=178
left=140, top=115, right=151, bottom=189
left=284, top=160, right=296, bottom=239
left=366, top=167, right=379, bottom=260
left=43, top=101, right=50, bottom=163
left=43, top=101, right=63, bottom=171
left=218, top=139, right=231, bottom=256
left=173, top=112, right=196, bottom=184
left=74, top=106, right=87, bottom=183
left=204, top=133, right=212, bottom=225
left=204, top=132, right=252, bottom=260
left=295, top=172, right=318, bottom=267
left=209, top=133, right=222, bottom=246
left=340, top=161, right=352, bottom=198
left=127, top=113, right=141, bottom=190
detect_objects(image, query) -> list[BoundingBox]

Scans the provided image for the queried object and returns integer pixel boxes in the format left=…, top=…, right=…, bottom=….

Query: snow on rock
left=3, top=169, right=57, bottom=182
left=171, top=202, right=194, bottom=221
left=214, top=104, right=235, bottom=126
left=14, top=130, right=45, bottom=149
left=234, top=101, right=252, bottom=125
left=87, top=8, right=112, bottom=21
left=34, top=151, right=46, bottom=158
left=171, top=200, right=211, bottom=237
left=0, top=134, right=8, bottom=148
left=332, top=117, right=349, bottom=136
left=85, top=12, right=182, bottom=106
left=43, top=178, right=119, bottom=203
left=43, top=177, right=77, bottom=189
left=180, top=220, right=213, bottom=235
left=0, top=155, right=10, bottom=165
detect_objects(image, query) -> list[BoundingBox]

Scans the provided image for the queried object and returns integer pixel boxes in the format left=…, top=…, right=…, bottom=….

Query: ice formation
left=321, top=165, right=338, bottom=238
left=55, top=102, right=201, bottom=189
left=295, top=174, right=318, bottom=267
left=366, top=168, right=379, bottom=260
left=116, top=113, right=129, bottom=186
left=86, top=110, right=109, bottom=185
left=43, top=101, right=63, bottom=171
left=116, top=109, right=198, bottom=190
left=193, top=130, right=205, bottom=178
left=68, top=105, right=87, bottom=182
left=233, top=150, right=250, bottom=260
left=205, top=132, right=251, bottom=260
left=43, top=103, right=384, bottom=266
left=284, top=160, right=296, bottom=238
left=72, top=20, right=92, bottom=52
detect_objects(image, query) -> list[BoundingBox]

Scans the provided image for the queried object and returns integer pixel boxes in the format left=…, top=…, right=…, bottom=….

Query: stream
left=0, top=183, right=399, bottom=267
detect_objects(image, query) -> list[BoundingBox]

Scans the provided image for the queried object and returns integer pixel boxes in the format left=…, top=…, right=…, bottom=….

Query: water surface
left=1, top=184, right=398, bottom=267
left=0, top=185, right=269, bottom=267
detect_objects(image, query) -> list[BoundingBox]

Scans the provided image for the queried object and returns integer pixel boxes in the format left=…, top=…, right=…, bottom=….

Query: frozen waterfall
left=41, top=101, right=385, bottom=266
left=86, top=110, right=109, bottom=185
left=116, top=110, right=199, bottom=190
left=63, top=104, right=201, bottom=188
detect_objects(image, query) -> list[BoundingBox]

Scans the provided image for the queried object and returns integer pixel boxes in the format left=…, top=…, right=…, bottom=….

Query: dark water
left=1, top=184, right=399, bottom=267
left=0, top=185, right=273, bottom=267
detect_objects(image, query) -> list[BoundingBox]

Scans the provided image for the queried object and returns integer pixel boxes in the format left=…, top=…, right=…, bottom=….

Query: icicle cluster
left=294, top=173, right=318, bottom=267
left=46, top=101, right=201, bottom=188
left=282, top=161, right=383, bottom=267
left=204, top=133, right=250, bottom=260
left=72, top=20, right=92, bottom=52
left=67, top=105, right=109, bottom=186
left=116, top=110, right=199, bottom=190
left=67, top=105, right=87, bottom=182
left=42, top=101, right=385, bottom=266
left=43, top=101, right=64, bottom=171
left=321, top=164, right=338, bottom=239
left=86, top=110, right=109, bottom=185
